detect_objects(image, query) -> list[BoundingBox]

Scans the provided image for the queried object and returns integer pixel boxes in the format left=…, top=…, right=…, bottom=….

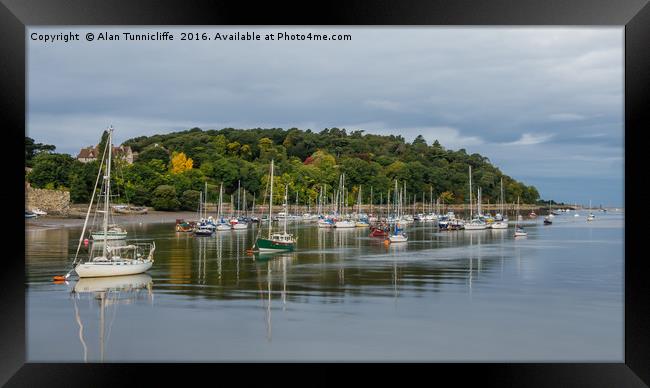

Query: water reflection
left=26, top=212, right=624, bottom=361
left=252, top=253, right=294, bottom=341
left=71, top=274, right=153, bottom=362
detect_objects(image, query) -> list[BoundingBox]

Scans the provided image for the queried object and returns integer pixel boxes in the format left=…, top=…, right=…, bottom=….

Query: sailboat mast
left=284, top=185, right=288, bottom=234
left=468, top=166, right=473, bottom=220
left=102, top=127, right=113, bottom=256
left=238, top=180, right=241, bottom=216
left=358, top=185, right=362, bottom=216
left=500, top=178, right=504, bottom=215
left=268, top=160, right=274, bottom=239
left=219, top=182, right=223, bottom=221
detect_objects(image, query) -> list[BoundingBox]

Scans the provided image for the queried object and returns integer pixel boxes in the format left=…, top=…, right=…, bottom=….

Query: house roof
left=77, top=145, right=132, bottom=160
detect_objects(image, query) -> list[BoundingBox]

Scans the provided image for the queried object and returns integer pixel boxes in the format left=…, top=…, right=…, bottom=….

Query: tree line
left=25, top=127, right=541, bottom=211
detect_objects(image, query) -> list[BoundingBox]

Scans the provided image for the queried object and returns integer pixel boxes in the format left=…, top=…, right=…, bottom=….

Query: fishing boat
left=253, top=160, right=296, bottom=252
left=71, top=127, right=155, bottom=278
left=514, top=196, right=528, bottom=237
left=175, top=219, right=195, bottom=232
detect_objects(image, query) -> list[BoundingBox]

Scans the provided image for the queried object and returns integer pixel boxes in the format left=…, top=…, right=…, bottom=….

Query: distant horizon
left=28, top=27, right=624, bottom=207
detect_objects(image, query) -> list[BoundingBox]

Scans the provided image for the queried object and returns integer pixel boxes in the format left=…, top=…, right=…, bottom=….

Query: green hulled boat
left=255, top=233, right=296, bottom=252
left=253, top=160, right=296, bottom=252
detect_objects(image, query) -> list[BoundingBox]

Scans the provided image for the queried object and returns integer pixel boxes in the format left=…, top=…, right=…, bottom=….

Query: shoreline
left=25, top=210, right=198, bottom=231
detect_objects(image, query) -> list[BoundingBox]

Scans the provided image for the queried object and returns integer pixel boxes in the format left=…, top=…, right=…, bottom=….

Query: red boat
left=370, top=226, right=389, bottom=237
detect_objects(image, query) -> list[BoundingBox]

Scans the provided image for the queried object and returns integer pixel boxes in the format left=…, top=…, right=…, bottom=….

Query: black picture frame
left=3, top=0, right=648, bottom=386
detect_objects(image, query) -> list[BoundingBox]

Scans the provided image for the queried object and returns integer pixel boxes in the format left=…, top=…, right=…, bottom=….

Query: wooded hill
left=26, top=127, right=540, bottom=211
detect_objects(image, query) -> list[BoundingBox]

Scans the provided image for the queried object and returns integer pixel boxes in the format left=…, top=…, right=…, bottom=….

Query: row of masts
left=193, top=173, right=516, bottom=220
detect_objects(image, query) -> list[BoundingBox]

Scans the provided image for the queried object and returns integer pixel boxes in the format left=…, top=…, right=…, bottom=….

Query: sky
left=27, top=27, right=624, bottom=207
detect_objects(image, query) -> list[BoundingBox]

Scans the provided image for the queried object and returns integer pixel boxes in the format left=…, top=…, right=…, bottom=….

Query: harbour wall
left=25, top=185, right=70, bottom=215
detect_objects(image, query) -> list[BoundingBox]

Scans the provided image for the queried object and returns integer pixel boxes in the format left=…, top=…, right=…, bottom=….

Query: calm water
left=26, top=212, right=624, bottom=361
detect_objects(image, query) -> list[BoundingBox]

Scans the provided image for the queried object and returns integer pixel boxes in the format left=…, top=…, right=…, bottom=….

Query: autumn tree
left=170, top=152, right=193, bottom=174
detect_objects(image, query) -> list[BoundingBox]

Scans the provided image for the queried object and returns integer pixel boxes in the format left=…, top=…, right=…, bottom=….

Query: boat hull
left=91, top=232, right=128, bottom=240
left=335, top=221, right=356, bottom=228
left=255, top=238, right=295, bottom=252
left=75, top=260, right=152, bottom=278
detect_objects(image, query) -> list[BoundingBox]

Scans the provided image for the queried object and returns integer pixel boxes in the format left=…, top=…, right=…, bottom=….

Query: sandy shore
left=25, top=210, right=198, bottom=231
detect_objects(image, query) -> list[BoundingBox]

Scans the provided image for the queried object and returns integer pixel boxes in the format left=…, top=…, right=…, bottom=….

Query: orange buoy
left=53, top=275, right=66, bottom=281
left=383, top=238, right=390, bottom=246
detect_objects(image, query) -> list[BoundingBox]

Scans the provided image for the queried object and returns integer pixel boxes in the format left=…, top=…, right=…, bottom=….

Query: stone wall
left=25, top=185, right=70, bottom=215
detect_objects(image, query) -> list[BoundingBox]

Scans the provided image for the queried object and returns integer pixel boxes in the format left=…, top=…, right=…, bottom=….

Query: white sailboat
left=232, top=180, right=249, bottom=230
left=514, top=196, right=528, bottom=237
left=355, top=186, right=370, bottom=227
left=491, top=178, right=509, bottom=229
left=334, top=173, right=355, bottom=228
left=388, top=180, right=408, bottom=243
left=216, top=182, right=232, bottom=231
left=587, top=200, right=596, bottom=221
left=72, top=127, right=155, bottom=278
left=465, top=166, right=487, bottom=230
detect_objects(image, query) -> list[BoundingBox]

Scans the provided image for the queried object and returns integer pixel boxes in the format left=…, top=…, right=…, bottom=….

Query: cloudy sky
left=27, top=27, right=624, bottom=206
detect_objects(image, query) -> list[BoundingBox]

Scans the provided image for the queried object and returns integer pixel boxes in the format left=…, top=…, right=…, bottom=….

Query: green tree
left=27, top=153, right=77, bottom=189
left=151, top=185, right=180, bottom=210
left=25, top=137, right=56, bottom=167
left=136, top=145, right=170, bottom=165
left=180, top=190, right=201, bottom=211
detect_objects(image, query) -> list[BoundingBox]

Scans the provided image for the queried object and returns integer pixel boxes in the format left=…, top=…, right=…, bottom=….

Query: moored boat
left=514, top=196, right=528, bottom=237
left=253, top=160, right=296, bottom=253
left=71, top=126, right=154, bottom=278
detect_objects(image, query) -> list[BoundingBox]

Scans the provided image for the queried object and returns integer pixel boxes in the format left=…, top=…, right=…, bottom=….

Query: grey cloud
left=27, top=26, right=624, bottom=205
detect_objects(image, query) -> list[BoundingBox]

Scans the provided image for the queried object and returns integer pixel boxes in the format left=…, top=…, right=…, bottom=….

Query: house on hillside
left=76, top=144, right=136, bottom=164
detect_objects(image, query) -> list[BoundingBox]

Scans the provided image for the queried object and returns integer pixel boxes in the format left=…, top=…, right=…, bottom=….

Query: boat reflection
left=71, top=274, right=153, bottom=362
left=253, top=253, right=294, bottom=341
